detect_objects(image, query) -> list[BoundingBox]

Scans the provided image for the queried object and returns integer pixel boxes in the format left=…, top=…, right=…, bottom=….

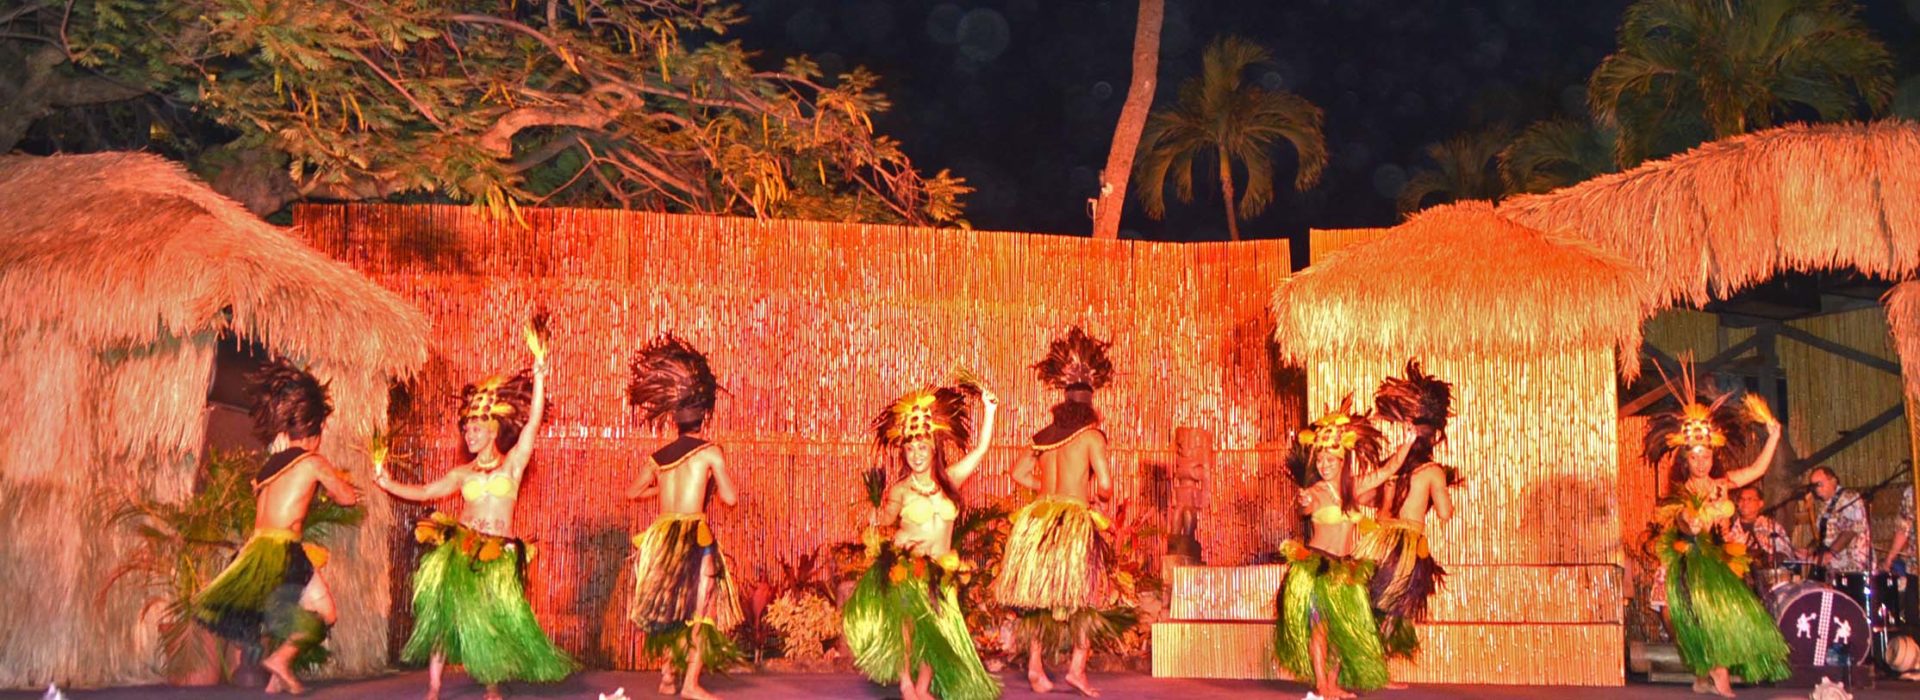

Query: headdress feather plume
left=251, top=359, right=333, bottom=442
left=626, top=334, right=719, bottom=428
left=1373, top=360, right=1454, bottom=441
left=1032, top=326, right=1114, bottom=392
left=1642, top=354, right=1755, bottom=463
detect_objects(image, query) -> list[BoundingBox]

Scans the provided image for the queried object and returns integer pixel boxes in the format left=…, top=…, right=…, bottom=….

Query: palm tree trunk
left=1090, top=0, right=1163, bottom=240
left=1217, top=146, right=1239, bottom=241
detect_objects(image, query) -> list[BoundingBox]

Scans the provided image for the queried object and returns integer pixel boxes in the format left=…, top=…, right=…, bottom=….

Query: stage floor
left=10, top=671, right=1918, bottom=699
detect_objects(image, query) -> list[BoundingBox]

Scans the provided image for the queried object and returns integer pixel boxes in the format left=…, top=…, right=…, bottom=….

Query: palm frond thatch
left=0, top=152, right=431, bottom=376
left=0, top=151, right=429, bottom=688
left=1276, top=201, right=1648, bottom=372
left=1497, top=121, right=1920, bottom=310
left=1884, top=280, right=1920, bottom=401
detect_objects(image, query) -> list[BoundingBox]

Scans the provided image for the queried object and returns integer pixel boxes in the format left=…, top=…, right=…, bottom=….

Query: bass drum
left=1767, top=582, right=1871, bottom=668
left=1834, top=572, right=1920, bottom=627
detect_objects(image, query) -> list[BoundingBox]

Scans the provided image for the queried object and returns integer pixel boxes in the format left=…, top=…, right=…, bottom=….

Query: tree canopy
left=2, top=0, right=968, bottom=224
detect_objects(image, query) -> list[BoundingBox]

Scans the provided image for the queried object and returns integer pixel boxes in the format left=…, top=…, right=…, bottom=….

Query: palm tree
left=1135, top=36, right=1326, bottom=241
left=1397, top=127, right=1511, bottom=214
left=1499, top=118, right=1620, bottom=194
left=1588, top=0, right=1893, bottom=166
left=1092, top=0, right=1163, bottom=240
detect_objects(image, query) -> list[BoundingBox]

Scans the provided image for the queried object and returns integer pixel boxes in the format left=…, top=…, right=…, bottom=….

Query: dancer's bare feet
left=423, top=689, right=440, bottom=700
left=484, top=684, right=505, bottom=700
left=1316, top=686, right=1356, bottom=700
left=1062, top=670, right=1099, bottom=697
left=1029, top=670, right=1055, bottom=694
left=679, top=682, right=720, bottom=700
left=261, top=655, right=304, bottom=696
left=1709, top=668, right=1735, bottom=698
left=659, top=669, right=678, bottom=696
left=266, top=674, right=284, bottom=694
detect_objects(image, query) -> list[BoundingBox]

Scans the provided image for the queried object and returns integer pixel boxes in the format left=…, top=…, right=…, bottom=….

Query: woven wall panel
left=1149, top=621, right=1623, bottom=685
left=1166, top=564, right=1620, bottom=624
left=293, top=204, right=1303, bottom=665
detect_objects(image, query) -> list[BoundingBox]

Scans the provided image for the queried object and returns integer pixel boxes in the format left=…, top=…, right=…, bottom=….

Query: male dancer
left=626, top=335, right=742, bottom=700
left=195, top=360, right=359, bottom=695
left=998, top=327, right=1120, bottom=696
left=1362, top=361, right=1459, bottom=661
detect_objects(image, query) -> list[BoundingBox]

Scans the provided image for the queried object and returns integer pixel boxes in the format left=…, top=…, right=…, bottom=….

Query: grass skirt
left=401, top=516, right=575, bottom=685
left=1013, top=607, right=1136, bottom=654
left=630, top=513, right=743, bottom=673
left=842, top=547, right=1001, bottom=700
left=1273, top=541, right=1388, bottom=692
left=1658, top=530, right=1789, bottom=682
left=994, top=497, right=1115, bottom=612
left=1356, top=518, right=1445, bottom=658
left=193, top=529, right=330, bottom=667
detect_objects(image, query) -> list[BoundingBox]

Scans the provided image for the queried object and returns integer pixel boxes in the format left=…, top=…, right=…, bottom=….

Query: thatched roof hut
left=1498, top=122, right=1920, bottom=540
left=1271, top=202, right=1646, bottom=685
left=1497, top=121, right=1920, bottom=311
left=1273, top=201, right=1648, bottom=374
left=0, top=152, right=429, bottom=688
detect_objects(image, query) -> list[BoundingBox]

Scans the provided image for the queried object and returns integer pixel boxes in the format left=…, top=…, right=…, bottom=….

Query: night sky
left=731, top=0, right=1920, bottom=247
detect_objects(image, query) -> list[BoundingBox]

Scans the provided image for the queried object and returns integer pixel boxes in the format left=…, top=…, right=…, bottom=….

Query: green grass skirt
left=401, top=531, right=575, bottom=685
left=1272, top=543, right=1388, bottom=691
left=193, top=530, right=330, bottom=668
left=842, top=551, right=1001, bottom=700
left=1659, top=533, right=1790, bottom=682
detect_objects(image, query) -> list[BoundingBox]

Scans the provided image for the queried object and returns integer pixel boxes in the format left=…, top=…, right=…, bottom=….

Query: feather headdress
left=873, top=367, right=981, bottom=449
left=626, top=334, right=720, bottom=429
left=1032, top=326, right=1114, bottom=398
left=1642, top=356, right=1766, bottom=463
left=1373, top=360, right=1454, bottom=441
left=251, top=359, right=332, bottom=442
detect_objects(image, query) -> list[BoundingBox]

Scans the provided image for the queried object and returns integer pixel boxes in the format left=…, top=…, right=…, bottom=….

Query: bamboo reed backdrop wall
left=292, top=204, right=1303, bottom=666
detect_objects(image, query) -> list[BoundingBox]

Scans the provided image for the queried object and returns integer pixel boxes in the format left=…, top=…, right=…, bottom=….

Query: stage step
left=1166, top=563, right=1623, bottom=623
left=1154, top=564, right=1625, bottom=685
left=1150, top=620, right=1623, bottom=684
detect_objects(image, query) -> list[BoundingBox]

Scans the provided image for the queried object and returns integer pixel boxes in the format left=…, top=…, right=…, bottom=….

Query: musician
left=1884, top=483, right=1913, bottom=573
left=1726, top=486, right=1791, bottom=567
left=1803, top=466, right=1871, bottom=574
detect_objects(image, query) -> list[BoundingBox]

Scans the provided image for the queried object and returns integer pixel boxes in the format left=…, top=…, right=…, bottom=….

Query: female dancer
left=373, top=330, right=574, bottom=700
left=1276, top=398, right=1397, bottom=699
left=842, top=379, right=1001, bottom=700
left=1646, top=365, right=1786, bottom=698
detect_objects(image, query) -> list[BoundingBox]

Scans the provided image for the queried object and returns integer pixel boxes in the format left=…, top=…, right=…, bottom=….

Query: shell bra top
left=1311, top=503, right=1364, bottom=525
left=899, top=478, right=959, bottom=528
left=461, top=467, right=518, bottom=503
left=1307, top=481, right=1363, bottom=525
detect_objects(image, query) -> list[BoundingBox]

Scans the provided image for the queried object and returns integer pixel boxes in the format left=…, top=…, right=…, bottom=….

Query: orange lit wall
left=293, top=204, right=1302, bottom=666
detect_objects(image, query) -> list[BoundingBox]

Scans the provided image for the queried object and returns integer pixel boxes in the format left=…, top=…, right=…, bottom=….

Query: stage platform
left=8, top=670, right=1916, bottom=699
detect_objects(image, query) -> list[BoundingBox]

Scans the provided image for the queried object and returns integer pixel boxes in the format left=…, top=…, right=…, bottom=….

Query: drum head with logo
left=1768, top=582, right=1871, bottom=666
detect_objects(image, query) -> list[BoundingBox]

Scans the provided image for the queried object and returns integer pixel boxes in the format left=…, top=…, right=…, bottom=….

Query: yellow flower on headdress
left=1300, top=400, right=1366, bottom=455
left=1665, top=402, right=1728, bottom=450
left=463, top=376, right=517, bottom=422
left=884, top=389, right=951, bottom=442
